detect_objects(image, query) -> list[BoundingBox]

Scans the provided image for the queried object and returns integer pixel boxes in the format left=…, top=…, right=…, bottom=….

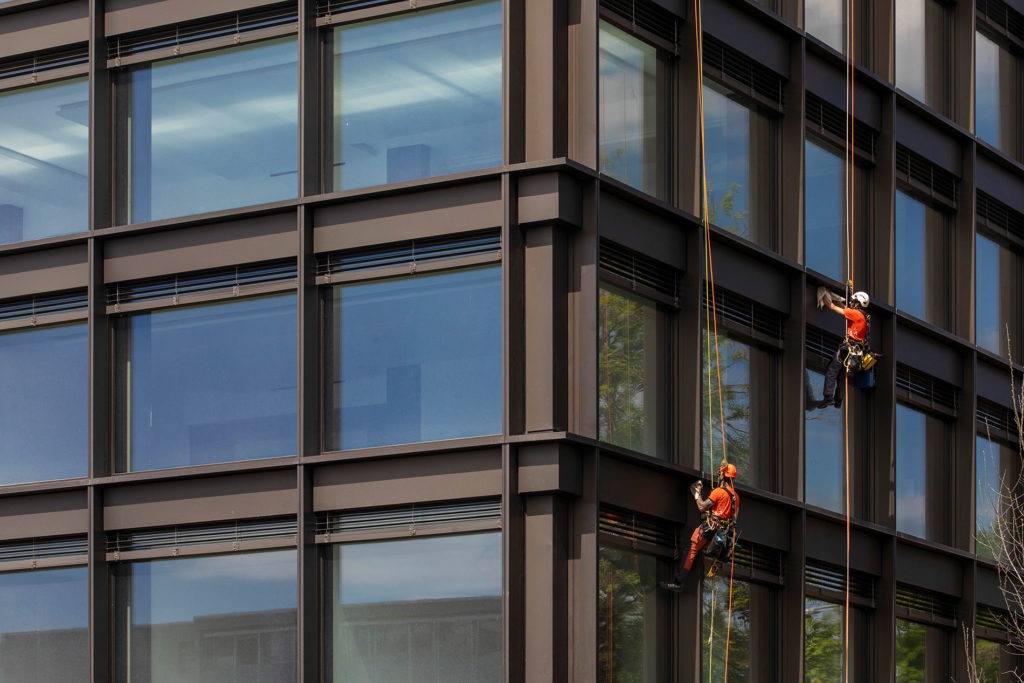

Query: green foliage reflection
left=598, top=546, right=657, bottom=683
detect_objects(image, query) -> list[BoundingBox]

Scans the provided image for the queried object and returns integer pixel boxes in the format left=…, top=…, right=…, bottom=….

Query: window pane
left=896, top=618, right=949, bottom=682
left=805, top=139, right=845, bottom=280
left=804, top=368, right=845, bottom=512
left=115, top=294, right=297, bottom=472
left=0, top=77, right=88, bottom=244
left=895, top=0, right=949, bottom=112
left=976, top=32, right=1021, bottom=158
left=599, top=546, right=661, bottom=682
left=599, top=22, right=663, bottom=197
left=703, top=332, right=774, bottom=489
left=976, top=434, right=1015, bottom=560
left=805, top=0, right=845, bottom=52
left=116, top=550, right=297, bottom=683
left=115, top=38, right=298, bottom=223
left=0, top=567, right=88, bottom=682
left=976, top=637, right=1001, bottom=683
left=976, top=233, right=1019, bottom=356
left=328, top=533, right=502, bottom=682
left=331, top=0, right=502, bottom=191
left=703, top=81, right=776, bottom=248
left=895, top=191, right=949, bottom=328
left=0, top=323, right=87, bottom=484
left=896, top=404, right=948, bottom=541
left=703, top=578, right=776, bottom=681
left=327, top=266, right=501, bottom=450
left=599, top=284, right=663, bottom=457
left=804, top=598, right=842, bottom=682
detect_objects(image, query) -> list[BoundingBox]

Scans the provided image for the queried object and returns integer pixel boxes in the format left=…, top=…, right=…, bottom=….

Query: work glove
left=816, top=286, right=833, bottom=310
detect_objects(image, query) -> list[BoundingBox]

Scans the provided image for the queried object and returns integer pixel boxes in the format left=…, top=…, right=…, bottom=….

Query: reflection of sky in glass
left=126, top=37, right=297, bottom=222
left=975, top=32, right=1000, bottom=146
left=895, top=191, right=927, bottom=320
left=0, top=323, right=88, bottom=484
left=894, top=0, right=926, bottom=101
left=805, top=368, right=844, bottom=512
left=805, top=0, right=845, bottom=53
left=337, top=533, right=501, bottom=604
left=334, top=266, right=502, bottom=449
left=805, top=139, right=845, bottom=281
left=123, top=294, right=297, bottom=471
left=131, top=550, right=296, bottom=625
left=334, top=0, right=502, bottom=190
left=975, top=233, right=1003, bottom=354
left=0, top=566, right=88, bottom=634
left=702, top=333, right=751, bottom=478
left=703, top=82, right=751, bottom=238
left=0, top=77, right=88, bottom=244
left=599, top=22, right=659, bottom=195
left=896, top=404, right=927, bottom=538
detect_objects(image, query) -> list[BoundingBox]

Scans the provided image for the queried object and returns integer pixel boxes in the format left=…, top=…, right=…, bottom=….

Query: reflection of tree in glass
left=975, top=637, right=1000, bottom=682
left=702, top=331, right=751, bottom=477
left=702, top=577, right=750, bottom=682
left=706, top=181, right=750, bottom=236
left=895, top=619, right=926, bottom=683
left=804, top=599, right=843, bottom=683
left=598, top=547, right=654, bottom=683
left=599, top=288, right=649, bottom=452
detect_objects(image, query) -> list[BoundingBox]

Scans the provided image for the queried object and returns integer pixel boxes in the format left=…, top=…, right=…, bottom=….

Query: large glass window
left=804, top=367, right=845, bottom=512
left=330, top=0, right=502, bottom=191
left=895, top=618, right=949, bottom=682
left=894, top=0, right=951, bottom=114
left=976, top=433, right=1016, bottom=559
left=326, top=533, right=502, bottom=682
left=114, top=550, right=296, bottom=683
left=976, top=31, right=1021, bottom=159
left=0, top=566, right=88, bottom=682
left=599, top=545, right=663, bottom=682
left=804, top=598, right=870, bottom=682
left=113, top=294, right=297, bottom=472
left=599, top=21, right=665, bottom=198
left=703, top=81, right=777, bottom=249
left=703, top=578, right=777, bottom=681
left=599, top=284, right=665, bottom=457
left=896, top=403, right=949, bottom=542
left=703, top=331, right=776, bottom=490
left=805, top=0, right=869, bottom=58
left=0, top=77, right=89, bottom=244
left=976, top=232, right=1020, bottom=357
left=976, top=637, right=1002, bottom=682
left=895, top=190, right=950, bottom=328
left=114, top=37, right=297, bottom=224
left=804, top=139, right=870, bottom=283
left=0, top=323, right=88, bottom=485
left=325, top=266, right=501, bottom=450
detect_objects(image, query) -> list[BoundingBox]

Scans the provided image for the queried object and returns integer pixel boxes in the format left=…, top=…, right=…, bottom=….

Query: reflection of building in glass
left=0, top=0, right=1021, bottom=679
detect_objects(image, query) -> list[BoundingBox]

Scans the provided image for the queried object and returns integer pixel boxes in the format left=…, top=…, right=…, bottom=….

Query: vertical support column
left=780, top=40, right=806, bottom=263
left=781, top=510, right=808, bottom=681
left=954, top=143, right=977, bottom=343
left=503, top=444, right=526, bottom=682
left=951, top=0, right=975, bottom=129
left=956, top=560, right=979, bottom=683
left=570, top=449, right=599, bottom=681
left=525, top=223, right=568, bottom=433
left=90, top=0, right=112, bottom=232
left=569, top=180, right=599, bottom=439
left=873, top=90, right=896, bottom=306
left=524, top=494, right=569, bottom=681
left=953, top=354, right=978, bottom=551
left=523, top=0, right=567, bottom=162
left=874, top=535, right=897, bottom=682
left=568, top=0, right=598, bottom=170
left=298, top=0, right=321, bottom=198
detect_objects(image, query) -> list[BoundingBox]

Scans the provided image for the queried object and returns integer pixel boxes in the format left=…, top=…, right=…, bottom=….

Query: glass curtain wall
left=0, top=77, right=89, bottom=244
left=895, top=618, right=949, bottom=682
left=895, top=190, right=950, bottom=329
left=113, top=37, right=298, bottom=224
left=702, top=578, right=777, bottom=681
left=975, top=232, right=1020, bottom=357
left=804, top=367, right=846, bottom=512
left=330, top=0, right=502, bottom=190
left=894, top=0, right=950, bottom=114
left=326, top=533, right=502, bottom=682
left=598, top=545, right=662, bottom=682
left=0, top=322, right=88, bottom=484
left=804, top=138, right=870, bottom=283
left=976, top=30, right=1020, bottom=159
left=976, top=433, right=1015, bottom=559
left=895, top=403, right=949, bottom=542
left=804, top=598, right=870, bottom=682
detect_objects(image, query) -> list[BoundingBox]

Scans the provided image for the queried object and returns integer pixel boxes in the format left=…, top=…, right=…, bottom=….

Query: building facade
left=0, top=0, right=1021, bottom=679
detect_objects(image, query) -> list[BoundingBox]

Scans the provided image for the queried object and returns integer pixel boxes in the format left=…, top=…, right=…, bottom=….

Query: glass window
left=0, top=323, right=88, bottom=485
left=975, top=232, right=1020, bottom=357
left=703, top=80, right=777, bottom=249
left=804, top=0, right=869, bottom=58
left=113, top=294, right=297, bottom=472
left=599, top=22, right=665, bottom=198
left=804, top=598, right=843, bottom=682
left=114, top=37, right=298, bottom=224
left=0, top=77, right=89, bottom=244
left=976, top=31, right=1021, bottom=159
left=598, top=284, right=665, bottom=457
left=896, top=618, right=949, bottom=682
left=599, top=545, right=663, bottom=682
left=703, top=331, right=776, bottom=490
left=330, top=0, right=502, bottom=191
left=894, top=0, right=950, bottom=114
left=703, top=578, right=777, bottom=681
left=326, top=533, right=502, bottom=682
left=114, top=549, right=296, bottom=683
left=976, top=637, right=1002, bottom=683
left=895, top=190, right=950, bottom=328
left=976, top=434, right=1015, bottom=559
left=804, top=139, right=870, bottom=283
left=0, top=566, right=88, bottom=682
left=804, top=367, right=845, bottom=512
left=325, top=266, right=501, bottom=450
left=896, top=404, right=948, bottom=541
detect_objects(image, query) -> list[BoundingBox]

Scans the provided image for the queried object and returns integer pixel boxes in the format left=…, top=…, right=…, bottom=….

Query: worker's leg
left=671, top=525, right=708, bottom=581
left=820, top=348, right=844, bottom=405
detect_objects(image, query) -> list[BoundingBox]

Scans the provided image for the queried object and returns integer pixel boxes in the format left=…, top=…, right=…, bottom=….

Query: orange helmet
left=719, top=462, right=738, bottom=479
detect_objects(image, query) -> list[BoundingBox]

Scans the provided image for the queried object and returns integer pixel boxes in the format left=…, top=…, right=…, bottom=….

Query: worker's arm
left=693, top=482, right=714, bottom=512
left=826, top=299, right=845, bottom=315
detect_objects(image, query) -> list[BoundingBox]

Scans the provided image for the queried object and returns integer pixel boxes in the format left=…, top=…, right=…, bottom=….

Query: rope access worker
left=661, top=462, right=740, bottom=591
left=817, top=289, right=872, bottom=409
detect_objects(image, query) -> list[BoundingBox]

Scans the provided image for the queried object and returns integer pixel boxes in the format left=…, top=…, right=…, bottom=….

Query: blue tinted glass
left=121, top=37, right=297, bottom=223
left=804, top=368, right=844, bottom=512
left=975, top=233, right=1017, bottom=356
left=976, top=32, right=1001, bottom=147
left=805, top=139, right=845, bottom=280
left=895, top=190, right=948, bottom=326
left=703, top=83, right=751, bottom=239
left=118, top=294, right=297, bottom=471
left=330, top=267, right=502, bottom=450
left=333, top=0, right=502, bottom=190
left=599, top=22, right=662, bottom=197
left=122, top=550, right=296, bottom=683
left=0, top=78, right=89, bottom=244
left=0, top=323, right=87, bottom=484
left=0, top=567, right=88, bottom=682
left=895, top=404, right=927, bottom=538
left=805, top=0, right=845, bottom=52
left=329, top=534, right=501, bottom=682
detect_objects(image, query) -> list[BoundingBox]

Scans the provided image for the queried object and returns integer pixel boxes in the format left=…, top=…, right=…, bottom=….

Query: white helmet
left=851, top=291, right=869, bottom=308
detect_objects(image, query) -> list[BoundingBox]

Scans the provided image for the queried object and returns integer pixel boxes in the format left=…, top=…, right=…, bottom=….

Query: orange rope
left=843, top=0, right=857, bottom=678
